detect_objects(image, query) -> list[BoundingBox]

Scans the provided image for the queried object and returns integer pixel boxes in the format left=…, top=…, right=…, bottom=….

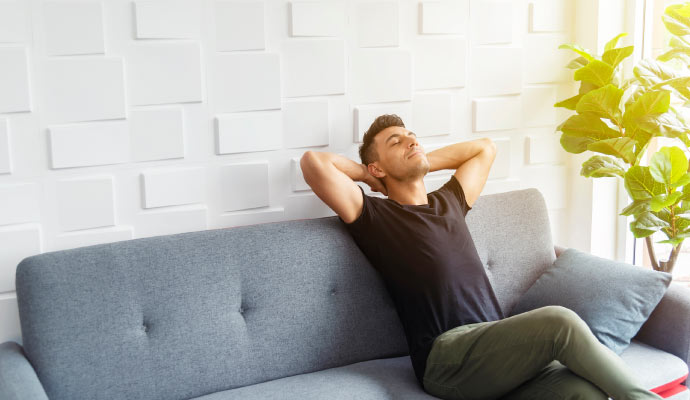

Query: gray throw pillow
left=509, top=247, right=672, bottom=355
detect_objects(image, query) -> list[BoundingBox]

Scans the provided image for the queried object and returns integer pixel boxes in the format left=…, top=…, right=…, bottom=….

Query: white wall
left=0, top=0, right=576, bottom=344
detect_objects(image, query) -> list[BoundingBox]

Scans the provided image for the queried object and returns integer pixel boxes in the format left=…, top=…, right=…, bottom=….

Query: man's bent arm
left=426, top=138, right=494, bottom=172
left=302, top=151, right=368, bottom=182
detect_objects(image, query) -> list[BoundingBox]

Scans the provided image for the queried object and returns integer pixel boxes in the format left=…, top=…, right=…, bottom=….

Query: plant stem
left=646, top=236, right=661, bottom=271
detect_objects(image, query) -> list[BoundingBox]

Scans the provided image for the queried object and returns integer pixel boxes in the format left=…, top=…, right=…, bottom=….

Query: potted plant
left=554, top=3, right=690, bottom=273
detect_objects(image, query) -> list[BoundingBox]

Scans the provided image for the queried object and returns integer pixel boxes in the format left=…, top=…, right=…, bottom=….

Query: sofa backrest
left=15, top=187, right=556, bottom=400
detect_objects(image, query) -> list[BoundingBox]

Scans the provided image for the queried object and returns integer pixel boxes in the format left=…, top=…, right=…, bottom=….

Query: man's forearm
left=426, top=138, right=494, bottom=173
left=304, top=151, right=368, bottom=182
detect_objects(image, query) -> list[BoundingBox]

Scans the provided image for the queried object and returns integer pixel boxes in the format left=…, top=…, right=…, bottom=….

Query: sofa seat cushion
left=621, top=340, right=689, bottom=399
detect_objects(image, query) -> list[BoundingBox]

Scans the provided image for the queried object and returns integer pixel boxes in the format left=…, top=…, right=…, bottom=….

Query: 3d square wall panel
left=471, top=47, right=522, bottom=96
left=521, top=164, right=567, bottom=209
left=282, top=39, right=345, bottom=98
left=0, top=46, right=31, bottom=113
left=53, top=227, right=133, bottom=252
left=42, top=1, right=105, bottom=55
left=283, top=100, right=329, bottom=149
left=126, top=42, right=203, bottom=106
left=215, top=0, right=265, bottom=51
left=49, top=120, right=130, bottom=169
left=217, top=207, right=285, bottom=228
left=42, top=57, right=125, bottom=124
left=488, top=138, right=510, bottom=179
left=356, top=1, right=399, bottom=47
left=212, top=53, right=280, bottom=113
left=289, top=1, right=345, bottom=37
left=522, top=86, right=557, bottom=127
left=0, top=119, right=10, bottom=174
left=472, top=0, right=513, bottom=45
left=219, top=161, right=270, bottom=212
left=142, top=167, right=205, bottom=208
left=524, top=33, right=571, bottom=83
left=420, top=0, right=468, bottom=34
left=527, top=133, right=566, bottom=164
left=135, top=206, right=207, bottom=238
left=529, top=0, right=571, bottom=32
left=414, top=38, right=466, bottom=90
left=473, top=96, right=521, bottom=132
left=0, top=224, right=41, bottom=293
left=130, top=107, right=185, bottom=162
left=56, top=176, right=115, bottom=232
left=134, top=0, right=202, bottom=39
left=353, top=103, right=412, bottom=142
left=216, top=110, right=282, bottom=154
left=351, top=49, right=411, bottom=104
left=291, top=157, right=310, bottom=191
left=0, top=2, right=29, bottom=43
left=0, top=183, right=39, bottom=226
left=411, top=92, right=452, bottom=137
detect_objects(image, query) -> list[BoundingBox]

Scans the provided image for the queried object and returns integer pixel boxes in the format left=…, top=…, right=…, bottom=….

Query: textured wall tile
left=282, top=39, right=345, bottom=97
left=529, top=0, right=571, bottom=32
left=472, top=0, right=512, bottom=44
left=219, top=161, right=270, bottom=212
left=352, top=49, right=411, bottom=104
left=43, top=58, right=125, bottom=124
left=0, top=2, right=29, bottom=43
left=291, top=157, right=310, bottom=191
left=216, top=110, right=282, bottom=154
left=482, top=178, right=520, bottom=195
left=283, top=100, right=329, bottom=149
left=49, top=120, right=130, bottom=169
left=0, top=183, right=39, bottom=226
left=126, top=42, right=203, bottom=106
left=522, top=86, right=558, bottom=127
left=130, top=107, right=185, bottom=162
left=488, top=138, right=510, bottom=179
left=424, top=174, right=453, bottom=192
left=353, top=102, right=413, bottom=142
left=420, top=0, right=468, bottom=34
left=285, top=192, right=336, bottom=219
left=43, top=1, right=104, bottom=55
left=135, top=206, right=207, bottom=238
left=524, top=33, right=571, bottom=83
left=414, top=38, right=466, bottom=90
left=0, top=224, right=40, bottom=293
left=56, top=177, right=115, bottom=232
left=356, top=1, right=398, bottom=47
left=0, top=119, right=10, bottom=173
left=521, top=164, right=567, bottom=209
left=527, top=133, right=566, bottom=164
left=0, top=46, right=31, bottom=113
left=471, top=47, right=522, bottom=96
left=215, top=0, right=265, bottom=51
left=212, top=53, right=280, bottom=112
left=53, top=226, right=133, bottom=252
left=473, top=96, right=521, bottom=132
left=290, top=1, right=345, bottom=37
left=142, top=167, right=205, bottom=209
left=0, top=296, right=21, bottom=344
left=134, top=0, right=202, bottom=39
left=217, top=207, right=285, bottom=229
left=411, top=92, right=452, bottom=137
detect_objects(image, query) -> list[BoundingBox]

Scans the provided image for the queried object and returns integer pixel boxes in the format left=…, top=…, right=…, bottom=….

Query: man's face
left=373, top=126, right=430, bottom=181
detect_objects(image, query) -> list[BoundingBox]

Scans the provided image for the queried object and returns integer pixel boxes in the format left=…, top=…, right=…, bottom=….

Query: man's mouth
left=408, top=150, right=423, bottom=159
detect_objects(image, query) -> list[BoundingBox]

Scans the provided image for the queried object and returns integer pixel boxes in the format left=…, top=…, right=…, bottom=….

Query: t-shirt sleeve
left=440, top=175, right=472, bottom=216
left=337, top=184, right=375, bottom=230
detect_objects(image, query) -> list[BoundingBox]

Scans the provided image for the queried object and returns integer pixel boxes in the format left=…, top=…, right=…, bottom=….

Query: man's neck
left=385, top=178, right=428, bottom=205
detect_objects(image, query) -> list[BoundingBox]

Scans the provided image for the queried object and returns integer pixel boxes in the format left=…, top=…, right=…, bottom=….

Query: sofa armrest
left=633, top=282, right=690, bottom=383
left=0, top=341, right=49, bottom=400
left=554, top=244, right=567, bottom=258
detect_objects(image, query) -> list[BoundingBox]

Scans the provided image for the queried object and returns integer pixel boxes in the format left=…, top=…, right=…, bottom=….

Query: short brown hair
left=358, top=114, right=405, bottom=165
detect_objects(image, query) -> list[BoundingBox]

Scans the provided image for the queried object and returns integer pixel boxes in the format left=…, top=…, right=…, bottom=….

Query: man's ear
left=367, top=162, right=385, bottom=179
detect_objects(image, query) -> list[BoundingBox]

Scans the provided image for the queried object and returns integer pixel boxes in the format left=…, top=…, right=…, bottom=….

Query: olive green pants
left=422, top=306, right=664, bottom=400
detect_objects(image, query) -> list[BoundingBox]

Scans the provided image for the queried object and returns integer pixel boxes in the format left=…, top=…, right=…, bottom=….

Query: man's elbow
left=481, top=138, right=497, bottom=159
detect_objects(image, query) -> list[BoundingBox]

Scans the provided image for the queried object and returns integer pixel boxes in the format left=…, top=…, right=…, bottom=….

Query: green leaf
left=671, top=172, right=690, bottom=188
left=620, top=199, right=651, bottom=216
left=634, top=59, right=679, bottom=87
left=649, top=146, right=689, bottom=184
left=663, top=4, right=690, bottom=37
left=586, top=137, right=636, bottom=164
left=602, top=46, right=634, bottom=69
left=622, top=90, right=671, bottom=131
left=649, top=76, right=690, bottom=101
left=580, top=155, right=628, bottom=178
left=574, top=60, right=615, bottom=87
left=559, top=43, right=596, bottom=61
left=650, top=191, right=683, bottom=212
left=629, top=220, right=656, bottom=238
left=558, top=113, right=621, bottom=140
left=566, top=56, right=589, bottom=69
left=625, top=165, right=667, bottom=200
left=657, top=47, right=690, bottom=63
left=578, top=81, right=599, bottom=95
left=575, top=84, right=624, bottom=125
left=634, top=211, right=670, bottom=231
left=554, top=94, right=582, bottom=110
left=605, top=33, right=629, bottom=52
left=637, top=112, right=687, bottom=138
left=658, top=237, right=686, bottom=245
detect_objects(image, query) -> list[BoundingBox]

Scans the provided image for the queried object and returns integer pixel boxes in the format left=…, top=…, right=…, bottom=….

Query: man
left=299, top=114, right=662, bottom=400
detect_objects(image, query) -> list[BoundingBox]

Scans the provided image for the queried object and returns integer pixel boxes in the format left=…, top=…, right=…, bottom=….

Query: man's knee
left=534, top=305, right=586, bottom=329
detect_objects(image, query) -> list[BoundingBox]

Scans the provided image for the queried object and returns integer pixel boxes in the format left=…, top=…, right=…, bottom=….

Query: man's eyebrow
left=385, top=131, right=416, bottom=144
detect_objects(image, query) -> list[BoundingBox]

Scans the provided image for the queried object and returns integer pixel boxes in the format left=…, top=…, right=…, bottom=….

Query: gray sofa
left=1, top=187, right=689, bottom=400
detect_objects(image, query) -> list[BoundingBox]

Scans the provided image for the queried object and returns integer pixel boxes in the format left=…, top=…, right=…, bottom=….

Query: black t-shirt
left=338, top=175, right=505, bottom=387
